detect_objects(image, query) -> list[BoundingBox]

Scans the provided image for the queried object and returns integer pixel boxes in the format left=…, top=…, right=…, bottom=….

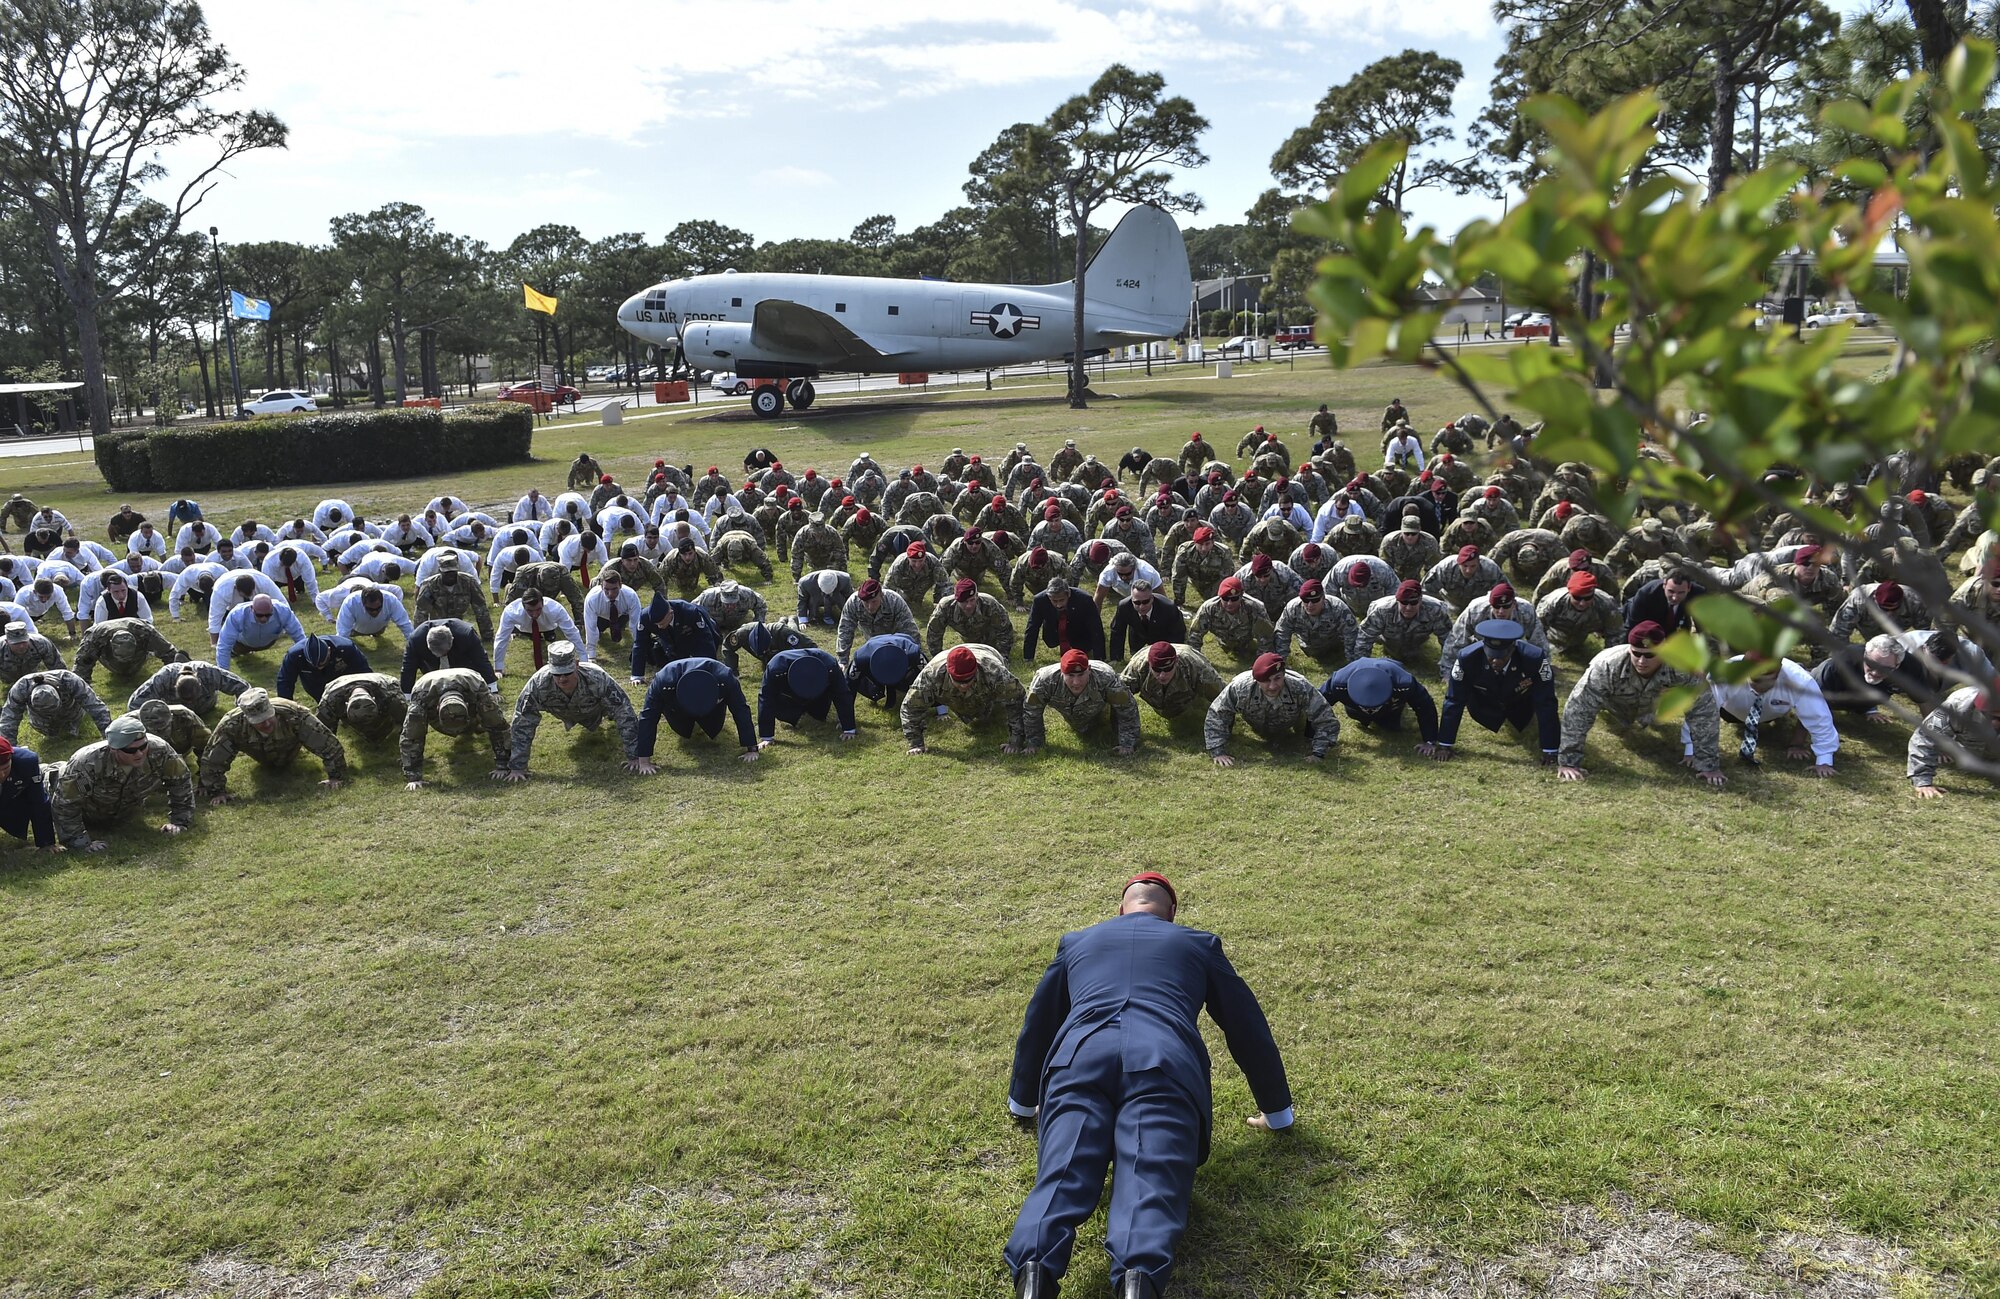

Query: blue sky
left=182, top=0, right=1510, bottom=257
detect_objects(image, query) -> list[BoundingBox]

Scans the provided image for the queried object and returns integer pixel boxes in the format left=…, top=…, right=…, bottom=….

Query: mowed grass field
left=1, top=352, right=1996, bottom=1298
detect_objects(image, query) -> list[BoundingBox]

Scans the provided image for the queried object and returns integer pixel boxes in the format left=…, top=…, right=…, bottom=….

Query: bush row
left=93, top=404, right=535, bottom=491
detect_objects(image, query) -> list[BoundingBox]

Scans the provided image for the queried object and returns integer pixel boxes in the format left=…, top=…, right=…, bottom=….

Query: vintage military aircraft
left=616, top=204, right=1192, bottom=417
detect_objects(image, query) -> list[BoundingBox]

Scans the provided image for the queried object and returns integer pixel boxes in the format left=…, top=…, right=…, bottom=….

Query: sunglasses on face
left=1629, top=649, right=1659, bottom=662
left=119, top=741, right=149, bottom=754
left=1220, top=595, right=1241, bottom=604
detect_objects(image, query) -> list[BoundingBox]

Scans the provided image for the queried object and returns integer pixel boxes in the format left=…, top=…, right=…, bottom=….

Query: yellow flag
left=523, top=283, right=558, bottom=316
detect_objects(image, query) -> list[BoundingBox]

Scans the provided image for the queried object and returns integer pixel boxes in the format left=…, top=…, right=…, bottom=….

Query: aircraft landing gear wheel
left=787, top=379, right=816, bottom=410
left=751, top=385, right=785, bottom=418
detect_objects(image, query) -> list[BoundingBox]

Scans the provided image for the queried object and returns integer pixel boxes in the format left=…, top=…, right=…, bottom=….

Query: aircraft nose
left=618, top=291, right=646, bottom=324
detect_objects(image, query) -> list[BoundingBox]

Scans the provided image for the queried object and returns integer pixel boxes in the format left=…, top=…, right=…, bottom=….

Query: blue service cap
left=861, top=637, right=916, bottom=684
left=674, top=661, right=720, bottom=715
left=1345, top=663, right=1393, bottom=709
left=785, top=651, right=829, bottom=700
left=1474, top=618, right=1524, bottom=644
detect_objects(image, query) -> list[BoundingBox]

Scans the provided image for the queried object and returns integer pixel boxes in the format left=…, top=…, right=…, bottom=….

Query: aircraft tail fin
left=1070, top=205, right=1192, bottom=325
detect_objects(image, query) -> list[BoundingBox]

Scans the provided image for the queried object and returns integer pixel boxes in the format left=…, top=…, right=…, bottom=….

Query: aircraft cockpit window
left=643, top=291, right=669, bottom=312
left=835, top=303, right=846, bottom=313
left=731, top=297, right=742, bottom=307
left=887, top=305, right=900, bottom=316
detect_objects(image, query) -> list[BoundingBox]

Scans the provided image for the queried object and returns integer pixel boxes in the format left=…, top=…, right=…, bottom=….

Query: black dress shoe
left=1114, top=1270, right=1160, bottom=1299
left=1014, top=1262, right=1059, bottom=1299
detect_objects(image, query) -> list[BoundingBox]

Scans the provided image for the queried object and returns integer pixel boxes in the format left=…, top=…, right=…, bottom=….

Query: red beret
left=1218, top=576, right=1244, bottom=597
left=969, top=455, right=981, bottom=463
left=1419, top=470, right=1434, bottom=484
left=803, top=468, right=816, bottom=479
left=1208, top=470, right=1222, bottom=483
left=708, top=466, right=719, bottom=475
left=1300, top=578, right=1324, bottom=600
left=1045, top=502, right=1061, bottom=518
left=1223, top=490, right=1239, bottom=503
left=945, top=645, right=979, bottom=680
left=1555, top=501, right=1575, bottom=519
left=1116, top=505, right=1134, bottom=519
left=857, top=579, right=882, bottom=600
left=1483, top=485, right=1501, bottom=499
left=1907, top=489, right=1926, bottom=504
left=1059, top=649, right=1090, bottom=674
left=1125, top=871, right=1176, bottom=907
left=954, top=578, right=976, bottom=601
left=1089, top=542, right=1110, bottom=564
left=1396, top=579, right=1422, bottom=602
left=1193, top=526, right=1215, bottom=543
left=1251, top=552, right=1272, bottom=574
left=1104, top=488, right=1119, bottom=500
left=992, top=494, right=1007, bottom=508
left=1252, top=651, right=1286, bottom=680
left=772, top=461, right=783, bottom=469
left=1457, top=544, right=1480, bottom=562
left=831, top=477, right=843, bottom=486
left=654, top=458, right=666, bottom=467
left=1873, top=581, right=1904, bottom=608
left=1569, top=548, right=1591, bottom=569
left=855, top=508, right=871, bottom=522
left=0, top=736, right=12, bottom=760
left=842, top=495, right=856, bottom=506
left=1440, top=452, right=1455, bottom=464
left=600, top=474, right=613, bottom=484
left=1190, top=431, right=1202, bottom=441
left=964, top=526, right=980, bottom=539
left=1567, top=571, right=1598, bottom=597
left=906, top=542, right=925, bottom=559
left=913, top=464, right=924, bottom=473
left=1301, top=543, right=1322, bottom=561
left=1489, top=582, right=1515, bottom=603
left=1348, top=565, right=1370, bottom=587
left=789, top=497, right=805, bottom=509
left=1255, top=425, right=1266, bottom=433
left=1146, top=641, right=1178, bottom=671
left=1628, top=620, right=1666, bottom=647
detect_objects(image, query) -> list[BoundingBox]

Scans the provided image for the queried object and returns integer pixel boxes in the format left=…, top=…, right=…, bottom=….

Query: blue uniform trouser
left=1005, top=1025, right=1201, bottom=1290
left=0, top=804, right=34, bottom=841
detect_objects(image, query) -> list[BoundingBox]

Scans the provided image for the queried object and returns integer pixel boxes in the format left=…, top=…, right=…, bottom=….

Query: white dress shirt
left=335, top=587, right=415, bottom=640
left=1695, top=657, right=1841, bottom=766
left=493, top=599, right=585, bottom=671
left=581, top=585, right=644, bottom=657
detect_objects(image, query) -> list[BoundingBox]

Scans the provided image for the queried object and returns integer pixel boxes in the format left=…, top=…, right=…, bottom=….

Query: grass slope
left=0, top=354, right=1994, bottom=1297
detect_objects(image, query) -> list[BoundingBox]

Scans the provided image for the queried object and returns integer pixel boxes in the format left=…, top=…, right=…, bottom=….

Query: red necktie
left=576, top=546, right=591, bottom=590
left=284, top=568, right=301, bottom=601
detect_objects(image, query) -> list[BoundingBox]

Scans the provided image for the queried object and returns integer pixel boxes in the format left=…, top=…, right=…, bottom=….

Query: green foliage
left=97, top=403, right=532, bottom=490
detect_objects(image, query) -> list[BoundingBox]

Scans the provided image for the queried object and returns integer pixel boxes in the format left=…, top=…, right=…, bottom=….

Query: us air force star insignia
left=970, top=302, right=1040, bottom=338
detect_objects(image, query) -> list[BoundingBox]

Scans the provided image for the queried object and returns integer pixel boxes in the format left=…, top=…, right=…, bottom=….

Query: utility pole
left=209, top=227, right=245, bottom=418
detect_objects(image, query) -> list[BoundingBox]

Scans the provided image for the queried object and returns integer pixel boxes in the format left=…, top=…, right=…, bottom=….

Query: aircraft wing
left=753, top=299, right=919, bottom=367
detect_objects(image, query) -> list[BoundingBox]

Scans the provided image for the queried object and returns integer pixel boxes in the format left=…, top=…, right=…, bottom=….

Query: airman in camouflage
left=925, top=584, right=1016, bottom=658
left=1, top=668, right=112, bottom=742
left=1236, top=555, right=1302, bottom=613
left=835, top=581, right=921, bottom=663
left=1168, top=530, right=1234, bottom=605
left=508, top=558, right=588, bottom=620
left=400, top=666, right=511, bottom=787
left=773, top=500, right=812, bottom=562
left=505, top=641, right=644, bottom=775
left=1320, top=515, right=1382, bottom=559
left=0, top=621, right=64, bottom=686
left=1605, top=518, right=1684, bottom=574
left=941, top=531, right=1004, bottom=589
left=1907, top=685, right=2000, bottom=796
left=0, top=493, right=36, bottom=533
left=1378, top=517, right=1442, bottom=582
left=1333, top=555, right=1399, bottom=616
left=885, top=544, right=952, bottom=611
left=1288, top=542, right=1337, bottom=586
left=315, top=673, right=409, bottom=742
left=567, top=453, right=604, bottom=493
left=1423, top=549, right=1504, bottom=613
left=1739, top=554, right=1847, bottom=620
left=711, top=531, right=775, bottom=581
left=73, top=617, right=187, bottom=684
left=1176, top=434, right=1212, bottom=479
left=415, top=554, right=494, bottom=639
left=1048, top=441, right=1085, bottom=482
left=1029, top=510, right=1084, bottom=556
left=1099, top=509, right=1157, bottom=562
left=1492, top=529, right=1564, bottom=588
left=973, top=494, right=1030, bottom=538
left=1119, top=641, right=1224, bottom=720
left=1240, top=515, right=1303, bottom=562
left=1534, top=551, right=1618, bottom=602
left=788, top=516, right=849, bottom=580
left=1308, top=405, right=1337, bottom=441
left=1273, top=583, right=1360, bottom=662
left=899, top=644, right=1026, bottom=752
left=842, top=507, right=887, bottom=558
left=1007, top=548, right=1066, bottom=609
left=1205, top=497, right=1256, bottom=545
left=1204, top=659, right=1340, bottom=762
left=1313, top=441, right=1358, bottom=483
left=1535, top=580, right=1626, bottom=655
left=1023, top=655, right=1142, bottom=754
left=132, top=699, right=210, bottom=757
left=1557, top=637, right=1723, bottom=782
left=50, top=716, right=195, bottom=849
left=1356, top=588, right=1454, bottom=663
left=1187, top=581, right=1274, bottom=659
left=196, top=686, right=348, bottom=800
left=127, top=660, right=247, bottom=715
left=1069, top=539, right=1131, bottom=592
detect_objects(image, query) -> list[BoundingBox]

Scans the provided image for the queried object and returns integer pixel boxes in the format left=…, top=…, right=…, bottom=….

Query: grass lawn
left=0, top=346, right=1994, bottom=1298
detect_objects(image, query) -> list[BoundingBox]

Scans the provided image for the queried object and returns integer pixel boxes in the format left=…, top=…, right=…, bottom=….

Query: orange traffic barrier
left=654, top=381, right=690, bottom=403
left=898, top=372, right=929, bottom=385
left=401, top=397, right=441, bottom=409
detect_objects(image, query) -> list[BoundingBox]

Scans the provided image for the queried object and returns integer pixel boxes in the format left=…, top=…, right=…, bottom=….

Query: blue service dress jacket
left=1008, top=911, right=1292, bottom=1163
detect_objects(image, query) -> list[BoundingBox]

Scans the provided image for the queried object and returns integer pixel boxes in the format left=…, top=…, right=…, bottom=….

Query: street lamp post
left=209, top=226, right=245, bottom=418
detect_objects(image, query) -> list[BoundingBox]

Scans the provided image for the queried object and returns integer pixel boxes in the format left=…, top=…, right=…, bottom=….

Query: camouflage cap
left=437, top=692, right=470, bottom=726
left=435, top=550, right=461, bottom=570
left=104, top=715, right=148, bottom=747
left=30, top=685, right=58, bottom=712
left=346, top=692, right=378, bottom=723
left=238, top=687, right=275, bottom=723
left=4, top=621, right=27, bottom=644
left=546, top=641, right=579, bottom=672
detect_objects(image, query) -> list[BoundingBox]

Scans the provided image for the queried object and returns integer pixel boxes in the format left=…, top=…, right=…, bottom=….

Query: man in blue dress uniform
left=755, top=647, right=856, bottom=746
left=1005, top=872, right=1294, bottom=1299
left=1436, top=617, right=1559, bottom=763
left=0, top=735, right=56, bottom=851
left=634, top=657, right=757, bottom=763
left=847, top=633, right=922, bottom=710
left=1321, top=657, right=1440, bottom=749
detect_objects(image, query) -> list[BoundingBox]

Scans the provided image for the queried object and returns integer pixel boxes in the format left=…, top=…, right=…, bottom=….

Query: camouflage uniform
left=1048, top=445, right=1085, bottom=481
left=602, top=556, right=668, bottom=601
left=1828, top=583, right=1931, bottom=643
left=899, top=645, right=1026, bottom=748
left=1237, top=562, right=1302, bottom=614
left=887, top=552, right=952, bottom=610
left=567, top=454, right=604, bottom=492
left=0, top=669, right=112, bottom=741
left=1023, top=661, right=1142, bottom=751
left=1273, top=596, right=1360, bottom=662
left=400, top=667, right=511, bottom=780
left=1558, top=645, right=1721, bottom=772
left=696, top=584, right=769, bottom=640
left=132, top=700, right=210, bottom=757
left=1440, top=596, right=1548, bottom=664
left=74, top=618, right=186, bottom=682
left=1378, top=527, right=1442, bottom=582
left=1907, top=687, right=2000, bottom=788
left=1187, top=593, right=1274, bottom=659
left=415, top=572, right=494, bottom=640
left=1492, top=529, right=1564, bottom=588
left=50, top=735, right=195, bottom=846
left=1308, top=409, right=1337, bottom=441
left=197, top=697, right=348, bottom=796
left=1533, top=589, right=1626, bottom=654
left=1207, top=502, right=1256, bottom=545
left=1333, top=556, right=1399, bottom=617
left=1118, top=644, right=1225, bottom=719
left=835, top=588, right=921, bottom=662
left=1204, top=669, right=1340, bottom=757
left=508, top=560, right=588, bottom=620
left=1240, top=517, right=1303, bottom=562
left=1423, top=555, right=1505, bottom=613
left=1177, top=438, right=1211, bottom=478
left=941, top=536, right=1003, bottom=587
left=509, top=661, right=643, bottom=767
left=1438, top=516, right=1496, bottom=555
left=0, top=495, right=35, bottom=533
left=711, top=532, right=775, bottom=581
left=975, top=501, right=1031, bottom=538
left=789, top=521, right=849, bottom=580
left=315, top=673, right=411, bottom=742
left=1288, top=544, right=1337, bottom=586
left=774, top=506, right=811, bottom=562
left=127, top=660, right=248, bottom=715
left=1533, top=557, right=1617, bottom=603
left=1605, top=520, right=1684, bottom=575
left=1100, top=515, right=1156, bottom=563
left=1739, top=562, right=1847, bottom=620
left=1320, top=517, right=1381, bottom=559
left=925, top=592, right=1016, bottom=658
left=659, top=546, right=725, bottom=597
left=1028, top=518, right=1084, bottom=556
left=1169, top=540, right=1237, bottom=605
left=843, top=511, right=887, bottom=558
left=1355, top=595, right=1453, bottom=662
left=0, top=633, right=65, bottom=686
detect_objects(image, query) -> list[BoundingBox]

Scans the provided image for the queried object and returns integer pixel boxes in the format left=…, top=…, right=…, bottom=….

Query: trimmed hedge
left=94, top=404, right=534, bottom=491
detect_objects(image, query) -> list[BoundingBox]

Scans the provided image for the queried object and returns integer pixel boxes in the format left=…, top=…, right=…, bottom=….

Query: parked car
left=710, top=371, right=752, bottom=395
left=1804, top=307, right=1879, bottom=328
left=498, top=380, right=581, bottom=403
left=1217, top=335, right=1253, bottom=355
left=1274, top=326, right=1315, bottom=350
left=239, top=390, right=315, bottom=415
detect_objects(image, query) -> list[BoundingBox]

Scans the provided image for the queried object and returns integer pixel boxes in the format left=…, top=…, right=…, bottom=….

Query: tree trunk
left=367, top=335, right=386, bottom=406
left=1068, top=201, right=1090, bottom=409
left=1707, top=57, right=1740, bottom=201
left=388, top=312, right=410, bottom=405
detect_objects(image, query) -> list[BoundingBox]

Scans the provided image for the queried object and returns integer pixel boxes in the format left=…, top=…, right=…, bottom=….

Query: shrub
left=98, top=403, right=534, bottom=490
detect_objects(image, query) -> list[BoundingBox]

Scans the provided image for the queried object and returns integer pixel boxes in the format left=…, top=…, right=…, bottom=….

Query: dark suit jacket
left=1022, top=592, right=1106, bottom=662
left=1009, top=912, right=1291, bottom=1163
left=1623, top=578, right=1704, bottom=638
left=1108, top=597, right=1188, bottom=661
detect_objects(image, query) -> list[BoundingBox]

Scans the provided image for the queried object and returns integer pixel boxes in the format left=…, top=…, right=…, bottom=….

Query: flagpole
left=210, top=226, right=244, bottom=419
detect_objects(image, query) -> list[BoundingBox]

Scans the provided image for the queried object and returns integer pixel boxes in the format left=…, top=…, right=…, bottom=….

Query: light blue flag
left=230, top=290, right=271, bottom=321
